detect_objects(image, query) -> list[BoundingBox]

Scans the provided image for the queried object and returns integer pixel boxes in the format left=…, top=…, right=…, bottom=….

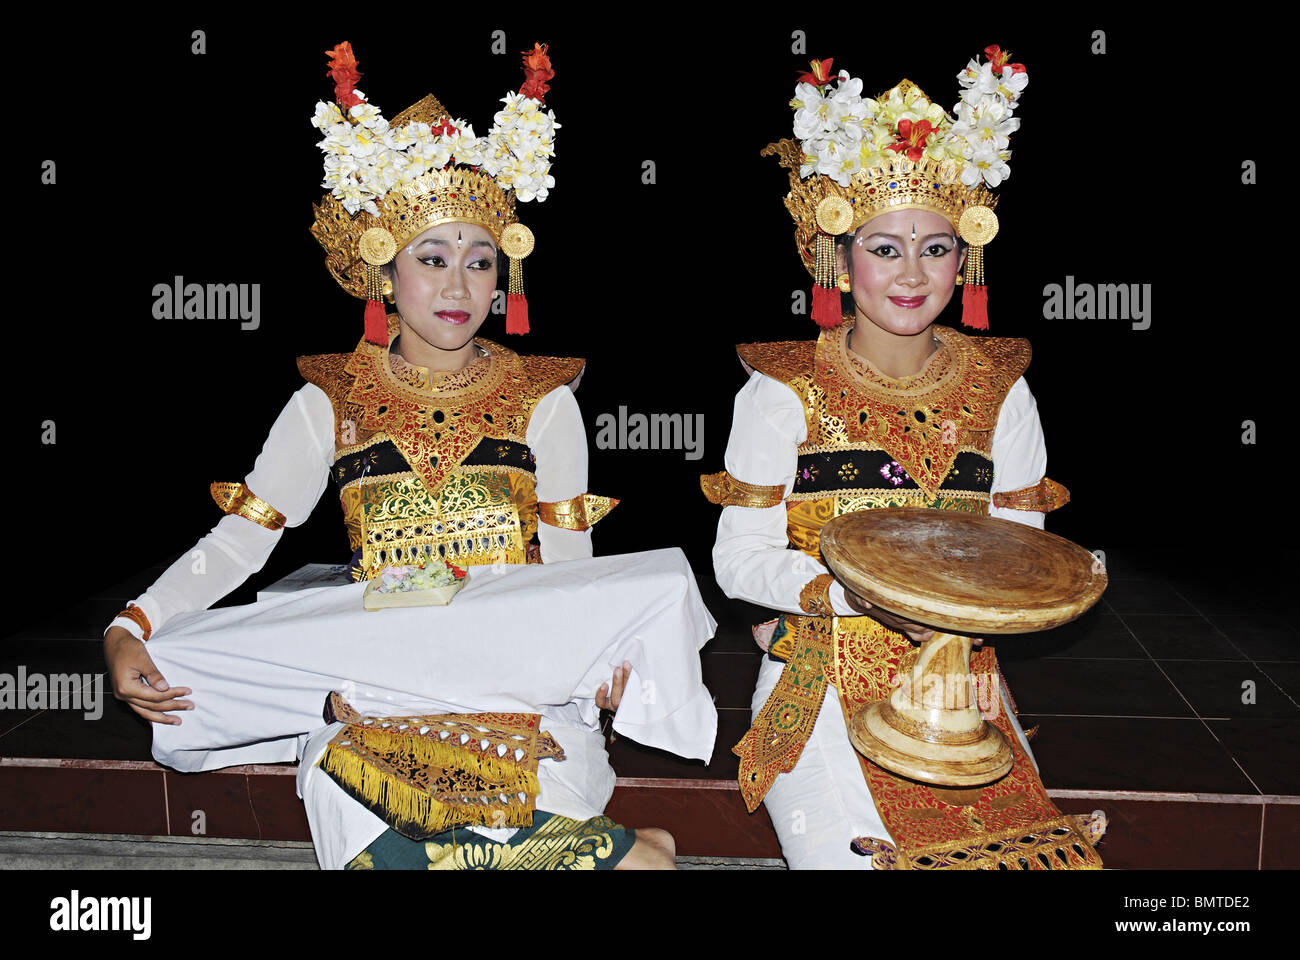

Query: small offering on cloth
left=362, top=557, right=469, bottom=609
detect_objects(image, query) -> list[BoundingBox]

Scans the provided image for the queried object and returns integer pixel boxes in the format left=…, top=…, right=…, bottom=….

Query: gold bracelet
left=992, top=477, right=1070, bottom=512
left=799, top=574, right=836, bottom=618
left=114, top=603, right=153, bottom=642
left=699, top=470, right=785, bottom=509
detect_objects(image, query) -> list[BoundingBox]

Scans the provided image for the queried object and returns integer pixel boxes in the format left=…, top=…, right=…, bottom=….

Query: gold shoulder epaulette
left=537, top=493, right=617, bottom=531
left=700, top=470, right=786, bottom=508
left=735, top=340, right=817, bottom=385
left=992, top=476, right=1070, bottom=512
left=211, top=481, right=288, bottom=530
left=968, top=334, right=1032, bottom=384
left=517, top=354, right=586, bottom=396
left=296, top=352, right=352, bottom=394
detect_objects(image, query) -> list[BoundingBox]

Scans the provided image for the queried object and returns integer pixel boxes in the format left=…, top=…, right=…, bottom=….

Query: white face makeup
left=390, top=221, right=498, bottom=356
left=841, top=209, right=965, bottom=338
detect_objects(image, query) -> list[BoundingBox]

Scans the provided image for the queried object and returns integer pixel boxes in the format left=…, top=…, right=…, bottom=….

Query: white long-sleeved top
left=712, top=370, right=1047, bottom=615
left=106, top=344, right=592, bottom=640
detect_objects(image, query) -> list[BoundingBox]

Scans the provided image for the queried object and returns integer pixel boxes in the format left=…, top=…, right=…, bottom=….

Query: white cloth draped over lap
left=148, top=547, right=718, bottom=869
left=149, top=547, right=717, bottom=769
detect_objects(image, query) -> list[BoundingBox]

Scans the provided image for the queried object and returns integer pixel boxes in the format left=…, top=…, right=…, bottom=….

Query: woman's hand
left=103, top=626, right=193, bottom=724
left=842, top=589, right=983, bottom=646
left=595, top=660, right=632, bottom=712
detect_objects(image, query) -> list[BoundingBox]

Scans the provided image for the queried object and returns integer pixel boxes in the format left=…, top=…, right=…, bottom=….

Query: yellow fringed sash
left=318, top=693, right=565, bottom=840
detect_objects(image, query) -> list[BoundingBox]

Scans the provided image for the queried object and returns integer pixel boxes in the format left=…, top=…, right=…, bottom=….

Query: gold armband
left=700, top=470, right=785, bottom=509
left=537, top=493, right=618, bottom=531
left=991, top=477, right=1070, bottom=513
left=799, top=574, right=836, bottom=618
left=114, top=603, right=153, bottom=642
left=210, top=481, right=288, bottom=530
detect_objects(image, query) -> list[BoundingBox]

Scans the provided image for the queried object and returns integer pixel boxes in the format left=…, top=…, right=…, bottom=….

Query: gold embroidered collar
left=386, top=337, right=494, bottom=394
left=343, top=329, right=520, bottom=499
left=814, top=322, right=1025, bottom=500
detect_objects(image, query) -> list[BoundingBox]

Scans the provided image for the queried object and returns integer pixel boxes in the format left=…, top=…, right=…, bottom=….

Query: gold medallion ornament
left=815, top=195, right=854, bottom=236
left=358, top=227, right=397, bottom=265
left=500, top=222, right=535, bottom=260
left=957, top=205, right=998, bottom=246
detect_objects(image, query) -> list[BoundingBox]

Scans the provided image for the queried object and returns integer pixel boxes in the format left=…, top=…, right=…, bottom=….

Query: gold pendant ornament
left=501, top=222, right=535, bottom=335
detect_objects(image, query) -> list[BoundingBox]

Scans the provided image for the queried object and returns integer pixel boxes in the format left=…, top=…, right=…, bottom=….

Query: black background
left=15, top=13, right=1285, bottom=635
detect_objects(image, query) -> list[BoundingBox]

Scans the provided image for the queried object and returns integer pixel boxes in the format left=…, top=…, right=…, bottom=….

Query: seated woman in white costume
left=703, top=48, right=1106, bottom=869
left=101, top=42, right=683, bottom=870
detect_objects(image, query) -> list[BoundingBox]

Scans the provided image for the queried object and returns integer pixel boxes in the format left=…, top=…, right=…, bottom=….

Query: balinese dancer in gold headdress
left=101, top=42, right=685, bottom=870
left=703, top=47, right=1106, bottom=869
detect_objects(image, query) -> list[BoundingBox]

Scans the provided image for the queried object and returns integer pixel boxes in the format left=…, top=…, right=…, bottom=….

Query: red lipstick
left=888, top=296, right=927, bottom=309
left=436, top=310, right=470, bottom=325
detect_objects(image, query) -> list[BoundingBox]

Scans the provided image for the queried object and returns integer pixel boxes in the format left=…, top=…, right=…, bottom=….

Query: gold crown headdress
left=308, top=42, right=558, bottom=345
left=767, top=47, right=1028, bottom=330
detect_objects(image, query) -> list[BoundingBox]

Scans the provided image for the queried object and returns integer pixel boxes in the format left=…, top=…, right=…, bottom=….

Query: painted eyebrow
left=414, top=238, right=497, bottom=250
left=863, top=233, right=956, bottom=242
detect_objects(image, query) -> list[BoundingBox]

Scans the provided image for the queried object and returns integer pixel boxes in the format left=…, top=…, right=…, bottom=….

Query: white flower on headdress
left=311, top=101, right=346, bottom=131
left=959, top=63, right=1000, bottom=106
left=995, top=67, right=1029, bottom=104
left=383, top=122, right=418, bottom=151
left=952, top=97, right=1020, bottom=152
left=348, top=100, right=388, bottom=134
left=961, top=142, right=1011, bottom=187
left=791, top=70, right=873, bottom=186
left=484, top=94, right=558, bottom=202
left=960, top=63, right=1028, bottom=111
left=956, top=59, right=983, bottom=90
left=811, top=135, right=862, bottom=187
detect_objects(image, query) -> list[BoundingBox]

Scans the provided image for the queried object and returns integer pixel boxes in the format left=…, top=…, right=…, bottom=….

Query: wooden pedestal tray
left=819, top=508, right=1106, bottom=788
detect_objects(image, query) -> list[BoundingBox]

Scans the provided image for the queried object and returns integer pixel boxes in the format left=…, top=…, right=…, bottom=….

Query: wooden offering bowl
left=819, top=508, right=1107, bottom=787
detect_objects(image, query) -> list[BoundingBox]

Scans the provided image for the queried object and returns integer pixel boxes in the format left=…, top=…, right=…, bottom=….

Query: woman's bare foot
left=615, top=827, right=676, bottom=870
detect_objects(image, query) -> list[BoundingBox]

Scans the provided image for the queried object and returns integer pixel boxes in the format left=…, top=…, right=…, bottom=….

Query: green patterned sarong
left=345, top=812, right=636, bottom=870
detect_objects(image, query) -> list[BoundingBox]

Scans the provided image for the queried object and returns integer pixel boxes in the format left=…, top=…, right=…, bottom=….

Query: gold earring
left=381, top=278, right=394, bottom=301
left=954, top=274, right=964, bottom=286
left=836, top=273, right=851, bottom=294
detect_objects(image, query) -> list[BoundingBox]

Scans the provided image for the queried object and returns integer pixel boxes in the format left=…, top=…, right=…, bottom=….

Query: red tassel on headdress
left=810, top=230, right=843, bottom=328
left=811, top=283, right=841, bottom=329
left=506, top=293, right=530, bottom=334
left=364, top=298, right=389, bottom=344
left=961, top=284, right=988, bottom=330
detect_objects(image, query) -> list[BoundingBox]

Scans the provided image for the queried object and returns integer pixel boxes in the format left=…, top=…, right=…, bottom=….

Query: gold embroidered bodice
left=297, top=314, right=584, bottom=579
left=738, top=321, right=1030, bottom=558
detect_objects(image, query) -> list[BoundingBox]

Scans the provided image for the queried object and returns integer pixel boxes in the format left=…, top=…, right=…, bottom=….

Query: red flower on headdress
left=797, top=58, right=835, bottom=90
left=984, top=44, right=1026, bottom=75
left=325, top=41, right=365, bottom=110
left=520, top=43, right=554, bottom=103
left=886, top=118, right=936, bottom=162
left=430, top=119, right=460, bottom=137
